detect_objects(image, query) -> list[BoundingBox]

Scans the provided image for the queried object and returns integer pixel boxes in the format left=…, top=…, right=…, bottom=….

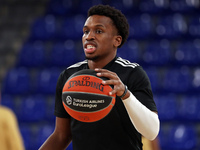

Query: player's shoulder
left=59, top=60, right=88, bottom=79
left=67, top=60, right=88, bottom=70
left=114, top=57, right=140, bottom=70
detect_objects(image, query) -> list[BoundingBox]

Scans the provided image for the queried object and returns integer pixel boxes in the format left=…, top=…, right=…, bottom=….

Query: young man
left=39, top=4, right=160, bottom=150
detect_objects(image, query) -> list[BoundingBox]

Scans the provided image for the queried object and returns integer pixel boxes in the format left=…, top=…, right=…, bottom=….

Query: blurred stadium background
left=0, top=0, right=200, bottom=149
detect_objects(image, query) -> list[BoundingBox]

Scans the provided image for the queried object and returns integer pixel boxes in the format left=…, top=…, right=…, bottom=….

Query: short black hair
left=88, top=4, right=129, bottom=48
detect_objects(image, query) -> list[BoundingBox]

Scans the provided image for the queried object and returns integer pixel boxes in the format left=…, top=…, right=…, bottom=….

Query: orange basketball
left=62, top=69, right=116, bottom=122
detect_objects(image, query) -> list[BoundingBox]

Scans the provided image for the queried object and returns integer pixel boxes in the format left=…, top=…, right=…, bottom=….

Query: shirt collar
left=85, top=56, right=117, bottom=69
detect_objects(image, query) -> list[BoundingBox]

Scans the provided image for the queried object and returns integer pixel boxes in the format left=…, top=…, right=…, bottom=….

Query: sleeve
left=127, top=66, right=157, bottom=112
left=54, top=70, right=71, bottom=118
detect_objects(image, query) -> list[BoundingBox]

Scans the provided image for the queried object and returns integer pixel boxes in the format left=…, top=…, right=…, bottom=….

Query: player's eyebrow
left=83, top=24, right=105, bottom=29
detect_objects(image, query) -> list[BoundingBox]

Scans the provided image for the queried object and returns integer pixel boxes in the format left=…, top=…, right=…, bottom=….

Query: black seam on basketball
left=62, top=92, right=114, bottom=113
left=62, top=91, right=116, bottom=98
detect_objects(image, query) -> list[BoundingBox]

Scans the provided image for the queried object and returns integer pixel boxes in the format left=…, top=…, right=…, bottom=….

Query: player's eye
left=96, top=29, right=103, bottom=34
left=83, top=29, right=89, bottom=34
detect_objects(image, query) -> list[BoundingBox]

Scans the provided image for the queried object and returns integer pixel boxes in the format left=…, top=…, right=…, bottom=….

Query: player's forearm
left=122, top=91, right=160, bottom=140
left=39, top=131, right=72, bottom=150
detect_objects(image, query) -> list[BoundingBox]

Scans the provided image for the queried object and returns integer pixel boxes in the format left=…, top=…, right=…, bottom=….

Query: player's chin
left=85, top=55, right=99, bottom=61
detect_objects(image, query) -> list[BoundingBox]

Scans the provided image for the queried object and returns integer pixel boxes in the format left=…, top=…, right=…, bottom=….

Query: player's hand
left=95, top=68, right=126, bottom=97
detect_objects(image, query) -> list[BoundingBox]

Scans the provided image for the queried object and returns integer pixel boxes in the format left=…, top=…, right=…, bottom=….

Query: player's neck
left=88, top=55, right=116, bottom=70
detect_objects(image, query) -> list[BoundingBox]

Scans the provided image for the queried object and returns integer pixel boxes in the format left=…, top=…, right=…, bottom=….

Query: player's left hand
left=95, top=68, right=125, bottom=97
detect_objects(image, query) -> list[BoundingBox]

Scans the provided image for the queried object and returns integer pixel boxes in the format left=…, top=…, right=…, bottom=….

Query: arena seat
left=30, top=15, right=57, bottom=40
left=161, top=68, right=192, bottom=93
left=154, top=94, right=178, bottom=121
left=45, top=96, right=56, bottom=122
left=155, top=14, right=187, bottom=39
left=188, top=15, right=200, bottom=38
left=78, top=0, right=103, bottom=14
left=58, top=15, right=85, bottom=40
left=35, top=124, right=73, bottom=150
left=178, top=95, right=200, bottom=122
left=1, top=95, right=15, bottom=111
left=16, top=95, right=46, bottom=122
left=129, top=14, right=153, bottom=39
left=139, top=0, right=168, bottom=14
left=169, top=0, right=199, bottom=13
left=174, top=40, right=200, bottom=66
left=144, top=67, right=160, bottom=93
left=192, top=68, right=200, bottom=92
left=46, top=0, right=73, bottom=16
left=165, top=124, right=197, bottom=150
left=108, top=0, right=138, bottom=15
left=17, top=41, right=46, bottom=67
left=117, top=39, right=140, bottom=62
left=158, top=127, right=168, bottom=150
left=2, top=67, right=31, bottom=95
left=35, top=124, right=54, bottom=149
left=48, top=41, right=77, bottom=67
left=142, top=40, right=171, bottom=66
left=34, top=68, right=60, bottom=94
left=20, top=125, right=33, bottom=150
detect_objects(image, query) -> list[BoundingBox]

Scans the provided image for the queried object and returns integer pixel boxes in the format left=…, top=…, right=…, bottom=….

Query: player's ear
left=114, top=35, right=122, bottom=48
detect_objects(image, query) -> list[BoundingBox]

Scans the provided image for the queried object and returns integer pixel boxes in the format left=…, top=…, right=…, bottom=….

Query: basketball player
left=39, top=4, right=160, bottom=150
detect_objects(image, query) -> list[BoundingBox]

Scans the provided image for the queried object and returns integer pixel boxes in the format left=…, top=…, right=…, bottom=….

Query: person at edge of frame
left=0, top=90, right=25, bottom=150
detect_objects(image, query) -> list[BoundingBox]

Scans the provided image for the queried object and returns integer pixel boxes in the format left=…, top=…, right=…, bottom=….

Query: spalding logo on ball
left=62, top=69, right=116, bottom=122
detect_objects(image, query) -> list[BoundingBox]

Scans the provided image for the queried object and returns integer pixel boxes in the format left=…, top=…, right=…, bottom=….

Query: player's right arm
left=39, top=117, right=72, bottom=150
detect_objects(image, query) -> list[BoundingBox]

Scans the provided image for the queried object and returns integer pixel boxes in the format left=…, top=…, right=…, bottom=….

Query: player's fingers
left=95, top=68, right=117, bottom=79
left=109, top=85, right=124, bottom=96
left=102, top=79, right=120, bottom=85
left=95, top=68, right=112, bottom=73
left=95, top=68, right=125, bottom=96
left=95, top=68, right=115, bottom=75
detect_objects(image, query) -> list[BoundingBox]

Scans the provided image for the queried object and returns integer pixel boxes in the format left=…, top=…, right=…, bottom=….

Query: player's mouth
left=84, top=43, right=97, bottom=54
